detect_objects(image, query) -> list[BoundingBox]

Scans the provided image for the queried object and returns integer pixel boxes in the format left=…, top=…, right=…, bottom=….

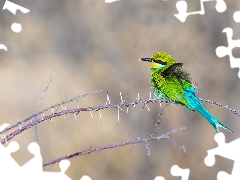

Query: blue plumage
left=140, top=52, right=233, bottom=133
left=184, top=89, right=233, bottom=133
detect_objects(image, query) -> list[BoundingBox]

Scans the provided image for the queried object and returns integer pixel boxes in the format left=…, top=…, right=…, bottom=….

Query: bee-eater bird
left=139, top=52, right=233, bottom=133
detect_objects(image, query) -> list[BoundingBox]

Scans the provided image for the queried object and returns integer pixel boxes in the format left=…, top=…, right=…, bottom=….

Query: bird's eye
left=154, top=60, right=167, bottom=65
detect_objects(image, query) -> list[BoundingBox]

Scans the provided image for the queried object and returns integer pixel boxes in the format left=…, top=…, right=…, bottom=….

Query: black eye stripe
left=154, top=60, right=167, bottom=65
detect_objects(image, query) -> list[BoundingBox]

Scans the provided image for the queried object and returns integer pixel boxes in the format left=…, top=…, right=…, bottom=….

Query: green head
left=139, top=52, right=177, bottom=72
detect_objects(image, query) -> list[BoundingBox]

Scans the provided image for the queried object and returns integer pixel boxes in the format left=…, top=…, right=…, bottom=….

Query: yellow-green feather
left=151, top=71, right=193, bottom=109
left=150, top=52, right=194, bottom=109
left=145, top=51, right=233, bottom=132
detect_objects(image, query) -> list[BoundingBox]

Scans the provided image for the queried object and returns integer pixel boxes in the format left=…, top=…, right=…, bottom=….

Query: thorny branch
left=1, top=94, right=239, bottom=145
left=199, top=98, right=240, bottom=116
left=0, top=98, right=164, bottom=144
left=0, top=90, right=103, bottom=135
left=0, top=88, right=238, bottom=168
left=42, top=127, right=186, bottom=167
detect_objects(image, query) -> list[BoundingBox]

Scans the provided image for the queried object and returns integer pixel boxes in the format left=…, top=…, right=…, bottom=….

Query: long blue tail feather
left=195, top=104, right=233, bottom=133
left=184, top=90, right=233, bottom=133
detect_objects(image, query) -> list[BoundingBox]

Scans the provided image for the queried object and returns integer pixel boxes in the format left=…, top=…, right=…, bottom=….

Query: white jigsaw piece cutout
left=154, top=165, right=190, bottom=180
left=80, top=175, right=92, bottom=180
left=154, top=176, right=165, bottom=180
left=2, top=0, right=30, bottom=15
left=204, top=133, right=240, bottom=180
left=2, top=0, right=30, bottom=33
left=233, top=11, right=240, bottom=23
left=215, top=27, right=240, bottom=78
left=171, top=165, right=190, bottom=180
left=0, top=123, right=73, bottom=180
left=0, top=0, right=30, bottom=51
left=0, top=44, right=7, bottom=51
left=105, top=0, right=121, bottom=3
left=174, top=0, right=227, bottom=22
left=11, top=22, right=22, bottom=33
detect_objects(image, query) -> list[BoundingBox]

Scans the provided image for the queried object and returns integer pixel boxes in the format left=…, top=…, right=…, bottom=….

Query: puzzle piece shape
left=11, top=23, right=22, bottom=33
left=174, top=0, right=227, bottom=22
left=154, top=164, right=190, bottom=180
left=171, top=165, right=190, bottom=180
left=2, top=0, right=30, bottom=15
left=0, top=122, right=92, bottom=179
left=80, top=175, right=92, bottom=180
left=0, top=142, right=72, bottom=179
left=21, top=142, right=71, bottom=180
left=1, top=1, right=30, bottom=50
left=105, top=0, right=121, bottom=3
left=204, top=133, right=240, bottom=179
left=0, top=122, right=72, bottom=179
left=0, top=44, right=7, bottom=51
left=233, top=11, right=240, bottom=23
left=215, top=28, right=240, bottom=78
left=2, top=0, right=30, bottom=34
left=154, top=177, right=165, bottom=180
left=0, top=123, right=21, bottom=178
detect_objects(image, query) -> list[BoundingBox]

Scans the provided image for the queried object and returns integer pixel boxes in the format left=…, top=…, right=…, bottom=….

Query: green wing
left=157, top=63, right=195, bottom=108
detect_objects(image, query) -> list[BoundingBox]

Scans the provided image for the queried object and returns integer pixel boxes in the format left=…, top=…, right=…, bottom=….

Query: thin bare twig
left=33, top=71, right=55, bottom=146
left=42, top=127, right=186, bottom=167
left=0, top=90, right=103, bottom=135
left=199, top=98, right=240, bottom=116
left=152, top=103, right=170, bottom=137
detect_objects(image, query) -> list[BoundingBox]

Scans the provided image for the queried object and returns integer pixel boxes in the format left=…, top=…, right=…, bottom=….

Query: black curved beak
left=138, top=58, right=153, bottom=62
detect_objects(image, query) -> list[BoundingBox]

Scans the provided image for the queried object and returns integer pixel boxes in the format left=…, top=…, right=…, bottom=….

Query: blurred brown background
left=1, top=0, right=240, bottom=179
